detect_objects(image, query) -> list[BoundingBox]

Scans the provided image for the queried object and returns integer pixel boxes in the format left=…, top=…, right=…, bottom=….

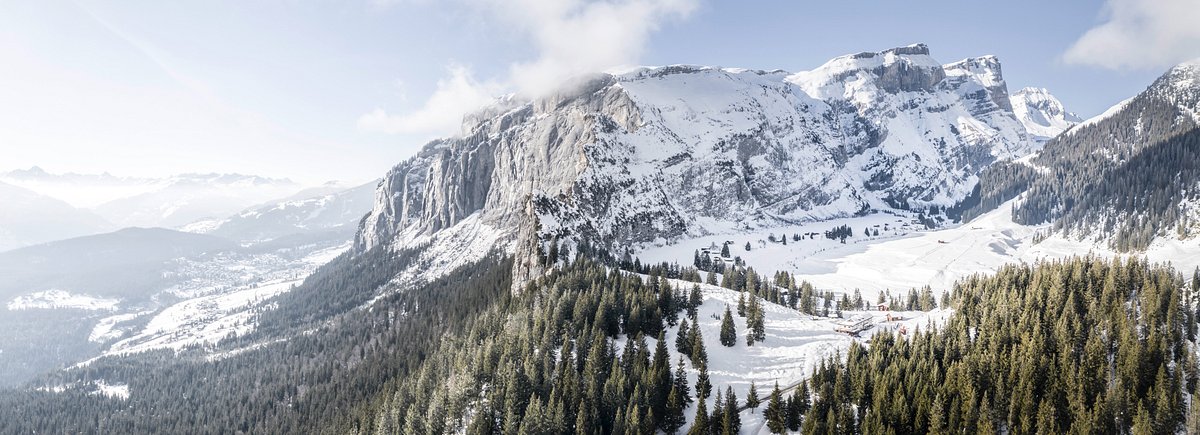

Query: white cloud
left=357, top=64, right=502, bottom=135
left=500, top=0, right=697, bottom=97
left=363, top=0, right=697, bottom=136
left=1063, top=0, right=1200, bottom=70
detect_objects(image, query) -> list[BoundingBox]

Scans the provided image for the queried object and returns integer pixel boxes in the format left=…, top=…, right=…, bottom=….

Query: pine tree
left=746, top=381, right=760, bottom=410
left=929, top=393, right=948, bottom=435
left=695, top=361, right=712, bottom=400
left=405, top=405, right=427, bottom=435
left=723, top=387, right=741, bottom=431
left=744, top=242, right=752, bottom=251
left=688, top=395, right=710, bottom=435
left=747, top=295, right=765, bottom=343
left=651, top=331, right=673, bottom=420
left=711, top=390, right=725, bottom=433
left=719, top=306, right=737, bottom=347
left=689, top=285, right=703, bottom=318
left=765, top=382, right=786, bottom=433
left=689, top=324, right=707, bottom=367
left=721, top=243, right=730, bottom=258
left=662, top=386, right=686, bottom=434
left=517, top=398, right=547, bottom=435
left=785, top=381, right=804, bottom=431
left=737, top=293, right=747, bottom=317
left=626, top=405, right=642, bottom=435
left=673, top=357, right=692, bottom=404
left=675, top=318, right=692, bottom=356
left=793, top=380, right=810, bottom=417
left=574, top=399, right=595, bottom=435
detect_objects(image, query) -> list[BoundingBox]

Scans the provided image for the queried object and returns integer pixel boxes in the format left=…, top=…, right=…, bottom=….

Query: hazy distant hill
left=0, top=181, right=113, bottom=252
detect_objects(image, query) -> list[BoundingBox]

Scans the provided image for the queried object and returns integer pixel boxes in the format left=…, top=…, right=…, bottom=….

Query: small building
left=835, top=314, right=873, bottom=335
left=876, top=303, right=889, bottom=311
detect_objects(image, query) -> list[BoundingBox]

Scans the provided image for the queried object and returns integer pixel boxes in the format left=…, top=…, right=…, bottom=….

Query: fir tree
left=695, top=361, right=712, bottom=400
left=688, top=285, right=703, bottom=318
left=689, top=323, right=707, bottom=367
left=675, top=318, right=692, bottom=356
left=651, top=331, right=673, bottom=420
left=688, top=395, right=709, bottom=435
left=765, top=382, right=786, bottom=433
left=723, top=387, right=741, bottom=430
left=672, top=357, right=692, bottom=404
left=719, top=306, right=737, bottom=347
left=662, top=386, right=686, bottom=434
left=746, top=381, right=760, bottom=410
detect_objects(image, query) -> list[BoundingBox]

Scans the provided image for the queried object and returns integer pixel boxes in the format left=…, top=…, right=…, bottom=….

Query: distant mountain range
left=0, top=168, right=381, bottom=251
left=0, top=169, right=304, bottom=229
left=182, top=180, right=378, bottom=244
left=0, top=181, right=114, bottom=252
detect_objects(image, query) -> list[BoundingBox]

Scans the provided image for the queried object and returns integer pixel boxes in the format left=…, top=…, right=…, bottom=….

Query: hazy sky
left=2, top=0, right=1198, bottom=184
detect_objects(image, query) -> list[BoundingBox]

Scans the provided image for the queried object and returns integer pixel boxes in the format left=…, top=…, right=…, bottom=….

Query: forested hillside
left=961, top=62, right=1200, bottom=251
left=800, top=258, right=1200, bottom=434
left=0, top=249, right=514, bottom=434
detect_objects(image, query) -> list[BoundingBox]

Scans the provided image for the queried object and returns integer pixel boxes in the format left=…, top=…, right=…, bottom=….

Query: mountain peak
left=1010, top=86, right=1080, bottom=143
left=794, top=43, right=945, bottom=94
left=882, top=43, right=930, bottom=56
left=1014, top=87, right=1051, bottom=96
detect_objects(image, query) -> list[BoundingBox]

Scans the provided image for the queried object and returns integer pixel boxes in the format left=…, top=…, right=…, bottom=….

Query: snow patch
left=7, top=290, right=120, bottom=311
left=91, top=380, right=130, bottom=400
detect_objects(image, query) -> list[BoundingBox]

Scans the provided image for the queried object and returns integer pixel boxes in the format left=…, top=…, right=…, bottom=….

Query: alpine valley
left=4, top=43, right=1200, bottom=435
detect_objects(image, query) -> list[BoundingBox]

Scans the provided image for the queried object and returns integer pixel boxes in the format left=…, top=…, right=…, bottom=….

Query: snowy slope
left=653, top=279, right=950, bottom=435
left=93, top=242, right=350, bottom=359
left=1010, top=87, right=1081, bottom=142
left=641, top=197, right=1200, bottom=300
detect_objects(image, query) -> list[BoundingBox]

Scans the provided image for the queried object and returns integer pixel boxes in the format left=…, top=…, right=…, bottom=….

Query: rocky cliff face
left=355, top=44, right=1040, bottom=288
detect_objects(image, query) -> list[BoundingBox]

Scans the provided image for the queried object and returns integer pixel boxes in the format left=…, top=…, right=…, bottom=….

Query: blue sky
left=2, top=0, right=1197, bottom=184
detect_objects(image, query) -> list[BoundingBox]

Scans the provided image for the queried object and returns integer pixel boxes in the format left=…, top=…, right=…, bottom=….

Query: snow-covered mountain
left=355, top=44, right=1038, bottom=285
left=1009, top=87, right=1081, bottom=142
left=0, top=181, right=114, bottom=252
left=185, top=180, right=378, bottom=243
